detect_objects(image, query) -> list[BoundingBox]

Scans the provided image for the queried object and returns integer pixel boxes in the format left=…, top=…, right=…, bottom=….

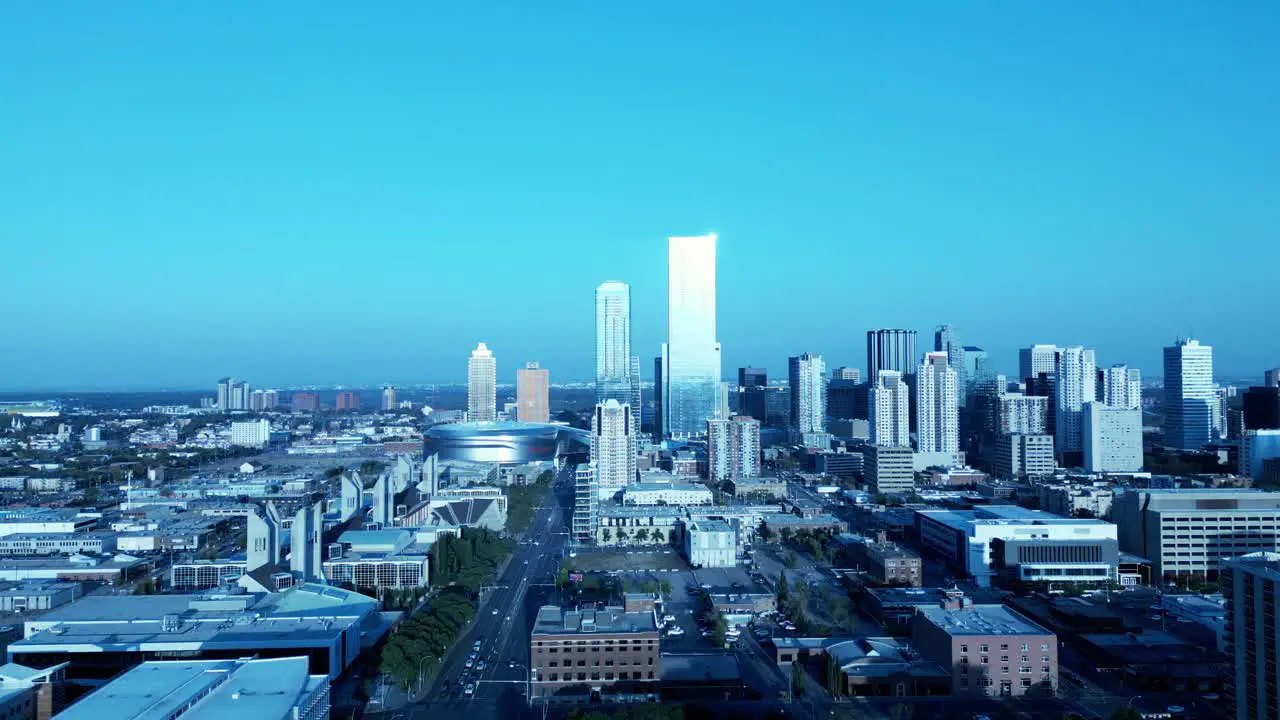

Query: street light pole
left=509, top=662, right=531, bottom=705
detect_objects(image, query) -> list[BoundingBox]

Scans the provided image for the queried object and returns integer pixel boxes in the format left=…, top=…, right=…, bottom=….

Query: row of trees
left=506, top=470, right=553, bottom=534
left=429, top=527, right=514, bottom=592
left=600, top=527, right=669, bottom=545
left=379, top=588, right=476, bottom=689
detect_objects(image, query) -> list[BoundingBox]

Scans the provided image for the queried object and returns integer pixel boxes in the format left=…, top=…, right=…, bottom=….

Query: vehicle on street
left=663, top=614, right=675, bottom=622
left=473, top=641, right=482, bottom=651
left=464, top=683, right=475, bottom=696
left=477, top=660, right=486, bottom=670
left=666, top=626, right=684, bottom=636
left=465, top=659, right=474, bottom=669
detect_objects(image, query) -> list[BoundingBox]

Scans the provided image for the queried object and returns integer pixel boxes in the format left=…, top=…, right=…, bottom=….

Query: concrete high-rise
left=662, top=234, right=720, bottom=438
left=595, top=281, right=639, bottom=432
left=707, top=415, right=761, bottom=482
left=1054, top=346, right=1097, bottom=456
left=1083, top=401, right=1143, bottom=473
left=1019, top=345, right=1061, bottom=382
left=217, top=377, right=232, bottom=411
left=788, top=353, right=826, bottom=434
left=870, top=370, right=910, bottom=447
left=916, top=351, right=959, bottom=455
left=832, top=367, right=860, bottom=383
left=381, top=385, right=397, bottom=411
left=517, top=362, right=550, bottom=423
left=467, top=342, right=497, bottom=422
left=1223, top=553, right=1280, bottom=720
left=290, top=501, right=323, bottom=581
left=1163, top=338, right=1215, bottom=450
left=572, top=465, right=598, bottom=544
left=247, top=504, right=281, bottom=571
left=335, top=391, right=359, bottom=411
left=997, top=394, right=1049, bottom=435
left=1098, top=364, right=1142, bottom=409
left=867, top=329, right=917, bottom=383
left=591, top=399, right=636, bottom=498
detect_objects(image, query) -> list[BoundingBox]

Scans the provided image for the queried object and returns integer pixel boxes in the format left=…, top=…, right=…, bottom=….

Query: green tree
left=651, top=529, right=665, bottom=544
left=616, top=528, right=629, bottom=544
left=777, top=571, right=789, bottom=603
left=601, top=528, right=612, bottom=544
left=790, top=661, right=806, bottom=698
left=635, top=528, right=651, bottom=544
left=758, top=521, right=772, bottom=542
left=784, top=551, right=798, bottom=569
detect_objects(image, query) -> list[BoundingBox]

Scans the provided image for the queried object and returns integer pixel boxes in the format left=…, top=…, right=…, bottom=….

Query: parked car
left=666, top=626, right=685, bottom=636
left=464, top=683, right=475, bottom=696
left=477, top=660, right=486, bottom=670
left=465, top=659, right=474, bottom=669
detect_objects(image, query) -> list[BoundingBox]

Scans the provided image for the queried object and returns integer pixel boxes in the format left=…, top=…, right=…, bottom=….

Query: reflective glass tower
left=662, top=234, right=721, bottom=438
left=595, top=281, right=638, bottom=432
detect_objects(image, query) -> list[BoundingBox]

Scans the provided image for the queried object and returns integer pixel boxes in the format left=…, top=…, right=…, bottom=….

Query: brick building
left=529, top=605, right=660, bottom=701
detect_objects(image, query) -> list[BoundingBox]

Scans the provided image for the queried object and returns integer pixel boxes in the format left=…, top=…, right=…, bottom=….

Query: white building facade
left=1163, top=338, right=1215, bottom=450
left=1082, top=401, right=1143, bottom=473
left=467, top=342, right=497, bottom=422
left=707, top=415, right=762, bottom=482
left=916, top=352, right=959, bottom=454
left=1054, top=346, right=1097, bottom=455
left=592, top=399, right=637, bottom=498
left=869, top=370, right=910, bottom=447
left=788, top=352, right=827, bottom=434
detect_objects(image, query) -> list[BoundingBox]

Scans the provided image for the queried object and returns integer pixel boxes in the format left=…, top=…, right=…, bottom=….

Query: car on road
left=465, top=659, right=474, bottom=669
left=477, top=660, right=486, bottom=670
left=473, top=641, right=482, bottom=651
left=492, top=609, right=499, bottom=615
left=665, top=626, right=684, bottom=636
left=464, top=683, right=475, bottom=696
left=663, top=614, right=675, bottom=623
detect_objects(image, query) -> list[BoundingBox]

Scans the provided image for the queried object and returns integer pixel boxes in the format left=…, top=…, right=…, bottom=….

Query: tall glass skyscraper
left=467, top=342, right=496, bottom=422
left=662, top=234, right=720, bottom=438
left=595, top=281, right=638, bottom=431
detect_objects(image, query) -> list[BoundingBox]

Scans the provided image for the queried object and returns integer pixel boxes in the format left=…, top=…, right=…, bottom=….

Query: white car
left=666, top=626, right=684, bottom=636
left=663, top=615, right=676, bottom=623
left=464, top=683, right=475, bottom=696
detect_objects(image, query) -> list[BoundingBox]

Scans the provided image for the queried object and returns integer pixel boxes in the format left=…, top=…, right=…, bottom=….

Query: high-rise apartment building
left=592, top=399, right=636, bottom=498
left=652, top=356, right=663, bottom=437
left=1098, top=364, right=1142, bottom=409
left=1163, top=338, right=1215, bottom=450
left=916, top=351, right=959, bottom=455
left=217, top=377, right=232, bottom=411
left=997, top=394, right=1049, bottom=435
left=870, top=370, right=910, bottom=447
left=707, top=415, right=761, bottom=482
left=516, top=362, right=550, bottom=423
left=1018, top=345, right=1061, bottom=383
left=1223, top=553, right=1280, bottom=720
left=467, top=342, right=497, bottom=422
left=993, top=434, right=1055, bottom=480
left=662, top=234, right=720, bottom=438
left=335, top=391, right=359, bottom=411
left=595, top=281, right=639, bottom=433
left=291, top=393, right=319, bottom=413
left=217, top=377, right=251, bottom=411
left=1054, top=347, right=1097, bottom=456
left=867, top=329, right=917, bottom=384
left=1082, top=401, right=1142, bottom=473
left=572, top=465, right=598, bottom=544
left=231, top=419, right=271, bottom=449
left=788, top=353, right=826, bottom=434
left=381, top=386, right=397, bottom=411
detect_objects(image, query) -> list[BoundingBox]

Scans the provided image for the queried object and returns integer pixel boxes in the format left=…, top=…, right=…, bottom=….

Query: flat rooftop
left=52, top=656, right=324, bottom=720
left=916, top=603, right=1053, bottom=637
left=532, top=605, right=657, bottom=636
left=916, top=506, right=1113, bottom=531
left=690, top=520, right=733, bottom=533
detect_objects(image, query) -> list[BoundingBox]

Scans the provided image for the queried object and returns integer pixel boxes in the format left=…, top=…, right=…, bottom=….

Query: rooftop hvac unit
left=162, top=614, right=181, bottom=632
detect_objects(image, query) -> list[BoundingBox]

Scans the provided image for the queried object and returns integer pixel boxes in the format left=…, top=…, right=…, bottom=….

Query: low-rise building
left=912, top=597, right=1058, bottom=697
left=727, top=477, right=787, bottom=501
left=622, top=481, right=712, bottom=507
left=51, top=656, right=328, bottom=720
left=1037, top=484, right=1114, bottom=519
left=992, top=434, right=1055, bottom=480
left=0, top=580, right=81, bottom=613
left=860, top=539, right=923, bottom=587
left=0, top=533, right=115, bottom=557
left=0, top=511, right=97, bottom=539
left=529, top=605, right=660, bottom=701
left=0, top=662, right=67, bottom=720
left=0, top=554, right=149, bottom=586
left=772, top=636, right=951, bottom=698
left=915, top=506, right=1118, bottom=588
left=684, top=521, right=736, bottom=568
left=170, top=559, right=249, bottom=591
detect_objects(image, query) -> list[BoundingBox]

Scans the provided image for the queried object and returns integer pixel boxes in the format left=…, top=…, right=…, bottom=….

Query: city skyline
left=3, top=4, right=1279, bottom=390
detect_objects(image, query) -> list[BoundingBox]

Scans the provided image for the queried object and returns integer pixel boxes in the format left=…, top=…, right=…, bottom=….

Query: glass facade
left=664, top=234, right=720, bottom=437
left=595, top=281, right=638, bottom=431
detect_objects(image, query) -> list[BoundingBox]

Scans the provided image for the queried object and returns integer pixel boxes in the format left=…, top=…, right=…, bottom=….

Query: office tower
left=997, top=394, right=1049, bottom=435
left=827, top=373, right=864, bottom=421
left=595, top=281, right=639, bottom=431
left=1163, top=338, right=1215, bottom=450
left=1083, top=401, right=1143, bottom=473
left=335, top=391, right=359, bottom=411
left=1244, top=386, right=1280, bottom=431
left=961, top=346, right=987, bottom=399
left=468, top=342, right=497, bottom=422
left=738, top=367, right=768, bottom=423
left=652, top=356, right=664, bottom=437
left=592, top=399, right=636, bottom=498
left=865, top=445, right=915, bottom=497
left=629, top=355, right=642, bottom=435
left=1054, top=347, right=1097, bottom=456
left=516, top=362, right=550, bottom=423
left=1098, top=365, right=1142, bottom=409
left=916, top=352, right=959, bottom=454
left=572, top=465, right=599, bottom=545
left=1019, top=345, right=1061, bottom=382
left=740, top=367, right=767, bottom=387
left=663, top=234, right=721, bottom=437
left=290, top=501, right=323, bottom=581
left=1224, top=553, right=1280, bottom=720
left=994, top=434, right=1056, bottom=480
left=869, top=370, right=910, bottom=447
left=246, top=504, right=281, bottom=571
left=866, top=329, right=917, bottom=383
left=216, top=378, right=232, bottom=411
left=1267, top=369, right=1280, bottom=388
left=715, top=381, right=731, bottom=421
left=833, top=367, right=860, bottom=383
left=1241, top=430, right=1280, bottom=479
left=788, top=353, right=827, bottom=434
left=763, top=386, right=791, bottom=428
left=707, top=414, right=762, bottom=482
left=382, top=386, right=397, bottom=411
left=291, top=392, right=319, bottom=413
left=933, top=325, right=966, bottom=391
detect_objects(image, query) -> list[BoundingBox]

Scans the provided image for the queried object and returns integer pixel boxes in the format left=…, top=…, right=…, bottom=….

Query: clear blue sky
left=2, top=2, right=1277, bottom=390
